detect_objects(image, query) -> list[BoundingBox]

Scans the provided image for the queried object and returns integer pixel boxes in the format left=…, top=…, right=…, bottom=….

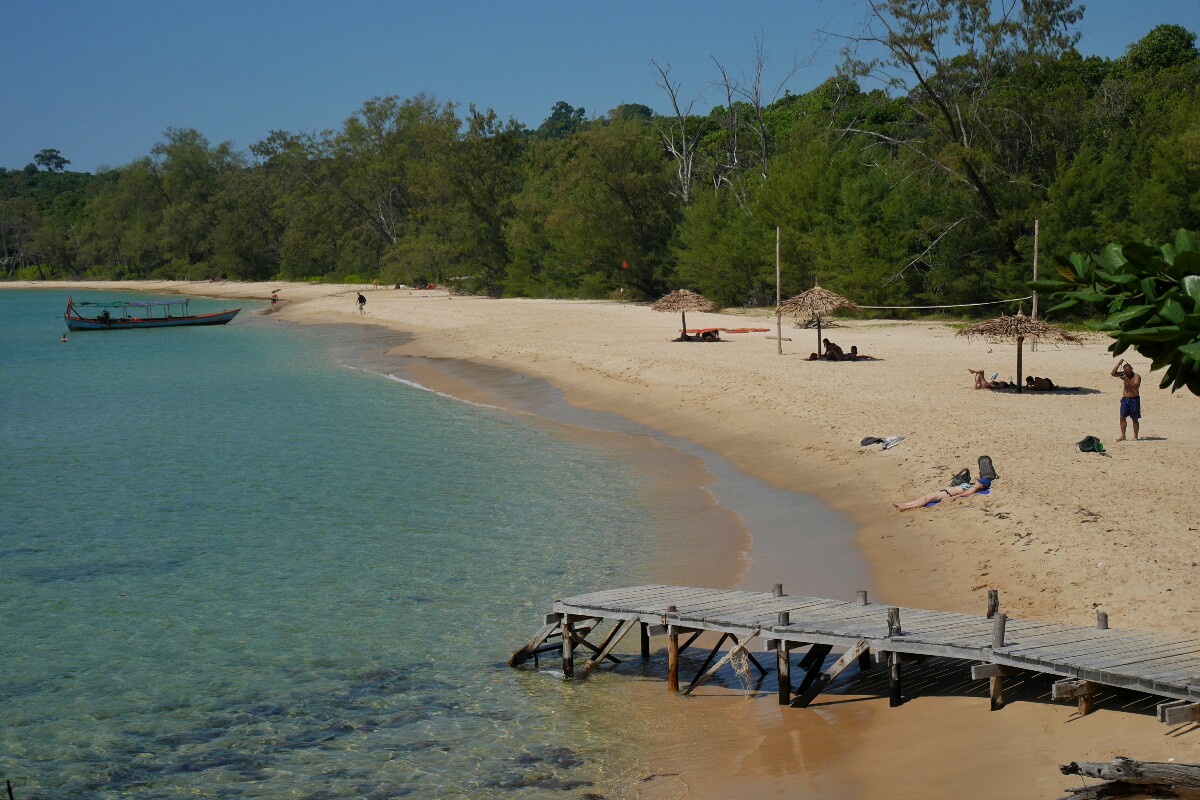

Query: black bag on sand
left=1076, top=436, right=1105, bottom=453
left=978, top=455, right=998, bottom=481
left=860, top=437, right=883, bottom=447
left=951, top=468, right=971, bottom=485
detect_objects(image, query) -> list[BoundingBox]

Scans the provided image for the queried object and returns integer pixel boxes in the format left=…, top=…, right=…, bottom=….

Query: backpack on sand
left=1077, top=435, right=1105, bottom=453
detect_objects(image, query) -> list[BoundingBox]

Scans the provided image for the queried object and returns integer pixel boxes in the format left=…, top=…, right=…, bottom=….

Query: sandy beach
left=29, top=280, right=1200, bottom=797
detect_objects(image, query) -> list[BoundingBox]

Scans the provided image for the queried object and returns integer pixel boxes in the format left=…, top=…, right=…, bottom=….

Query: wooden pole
left=1097, top=610, right=1109, bottom=630
left=887, top=607, right=902, bottom=706
left=1016, top=336, right=1024, bottom=393
left=667, top=605, right=679, bottom=693
left=987, top=589, right=999, bottom=619
left=775, top=226, right=782, bottom=355
left=640, top=622, right=650, bottom=659
left=561, top=615, right=575, bottom=678
left=990, top=611, right=1008, bottom=711
left=1032, top=220, right=1040, bottom=319
left=1032, top=219, right=1040, bottom=352
left=773, top=583, right=784, bottom=597
left=777, top=611, right=791, bottom=704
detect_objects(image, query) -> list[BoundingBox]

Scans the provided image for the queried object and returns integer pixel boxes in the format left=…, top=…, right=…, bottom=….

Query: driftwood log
left=1059, top=757, right=1200, bottom=799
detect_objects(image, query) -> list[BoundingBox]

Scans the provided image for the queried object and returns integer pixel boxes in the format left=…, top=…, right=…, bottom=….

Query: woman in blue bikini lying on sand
left=894, top=477, right=991, bottom=511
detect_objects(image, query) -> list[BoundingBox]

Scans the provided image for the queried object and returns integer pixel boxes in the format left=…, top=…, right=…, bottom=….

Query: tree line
left=2, top=3, right=1197, bottom=313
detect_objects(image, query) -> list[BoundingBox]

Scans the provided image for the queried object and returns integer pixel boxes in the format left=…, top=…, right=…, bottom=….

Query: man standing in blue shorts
left=1111, top=358, right=1142, bottom=440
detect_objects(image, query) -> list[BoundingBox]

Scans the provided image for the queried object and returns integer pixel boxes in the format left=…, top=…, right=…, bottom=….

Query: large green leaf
left=1119, top=325, right=1181, bottom=342
left=1184, top=275, right=1200, bottom=302
left=1176, top=251, right=1200, bottom=276
left=1030, top=278, right=1075, bottom=292
left=1178, top=341, right=1200, bottom=362
left=1094, top=244, right=1126, bottom=271
left=1159, top=299, right=1185, bottom=325
left=1094, top=270, right=1139, bottom=284
left=1177, top=229, right=1197, bottom=254
left=1103, top=305, right=1156, bottom=327
left=1122, top=242, right=1160, bottom=269
left=1070, top=288, right=1111, bottom=303
left=1045, top=298, right=1080, bottom=314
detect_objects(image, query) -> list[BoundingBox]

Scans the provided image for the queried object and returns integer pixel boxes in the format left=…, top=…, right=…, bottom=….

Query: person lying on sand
left=1025, top=375, right=1056, bottom=391
left=968, top=368, right=993, bottom=389
left=894, top=477, right=991, bottom=511
left=967, top=369, right=1015, bottom=390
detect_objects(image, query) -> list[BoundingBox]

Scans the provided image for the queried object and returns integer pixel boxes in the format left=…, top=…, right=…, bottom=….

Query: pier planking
left=520, top=585, right=1200, bottom=716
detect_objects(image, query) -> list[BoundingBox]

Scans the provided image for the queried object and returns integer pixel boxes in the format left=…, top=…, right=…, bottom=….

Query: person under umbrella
left=652, top=289, right=717, bottom=341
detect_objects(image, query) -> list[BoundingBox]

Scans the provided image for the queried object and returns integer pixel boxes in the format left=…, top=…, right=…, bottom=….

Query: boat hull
left=65, top=308, right=241, bottom=331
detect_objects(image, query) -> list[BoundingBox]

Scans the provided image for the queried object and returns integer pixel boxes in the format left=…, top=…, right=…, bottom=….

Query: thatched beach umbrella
left=957, top=311, right=1082, bottom=393
left=777, top=281, right=860, bottom=357
left=652, top=289, right=716, bottom=340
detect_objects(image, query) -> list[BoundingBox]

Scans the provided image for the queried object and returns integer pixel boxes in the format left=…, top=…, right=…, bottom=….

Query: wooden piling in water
left=561, top=615, right=575, bottom=678
left=887, top=607, right=903, bottom=706
left=777, top=611, right=791, bottom=704
left=666, top=605, right=679, bottom=693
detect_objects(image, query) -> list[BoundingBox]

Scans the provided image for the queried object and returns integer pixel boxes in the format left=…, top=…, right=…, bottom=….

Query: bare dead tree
left=652, top=60, right=703, bottom=205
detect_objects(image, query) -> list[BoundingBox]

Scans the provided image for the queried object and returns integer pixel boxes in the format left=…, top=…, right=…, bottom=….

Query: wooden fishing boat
left=65, top=297, right=240, bottom=331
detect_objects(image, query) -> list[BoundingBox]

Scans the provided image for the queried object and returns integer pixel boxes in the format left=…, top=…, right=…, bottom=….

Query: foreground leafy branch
left=1032, top=229, right=1200, bottom=394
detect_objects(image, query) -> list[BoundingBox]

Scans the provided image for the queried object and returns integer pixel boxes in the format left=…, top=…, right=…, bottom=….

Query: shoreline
left=17, top=280, right=1200, bottom=797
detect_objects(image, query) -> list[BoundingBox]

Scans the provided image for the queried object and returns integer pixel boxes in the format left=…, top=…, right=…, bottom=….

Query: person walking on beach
left=356, top=293, right=366, bottom=315
left=270, top=291, right=279, bottom=310
left=1111, top=358, right=1142, bottom=440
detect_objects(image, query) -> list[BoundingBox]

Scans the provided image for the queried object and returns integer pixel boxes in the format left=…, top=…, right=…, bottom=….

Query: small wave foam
left=383, top=372, right=501, bottom=410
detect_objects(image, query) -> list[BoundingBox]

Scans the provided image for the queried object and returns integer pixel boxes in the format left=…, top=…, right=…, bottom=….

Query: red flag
left=621, top=260, right=629, bottom=270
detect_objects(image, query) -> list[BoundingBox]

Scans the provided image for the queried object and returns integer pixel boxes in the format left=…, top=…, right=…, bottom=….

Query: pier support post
left=855, top=591, right=872, bottom=670
left=640, top=622, right=650, bottom=660
left=887, top=607, right=903, bottom=706
left=777, top=611, right=791, bottom=704
left=666, top=605, right=679, bottom=693
left=987, top=589, right=999, bottom=619
left=1053, top=679, right=1099, bottom=716
left=773, top=583, right=784, bottom=597
left=989, top=612, right=1007, bottom=710
left=991, top=612, right=1007, bottom=649
left=1096, top=610, right=1109, bottom=630
left=561, top=615, right=575, bottom=679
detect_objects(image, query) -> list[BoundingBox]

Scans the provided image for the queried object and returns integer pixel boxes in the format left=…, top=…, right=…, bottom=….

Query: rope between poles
left=856, top=295, right=1033, bottom=310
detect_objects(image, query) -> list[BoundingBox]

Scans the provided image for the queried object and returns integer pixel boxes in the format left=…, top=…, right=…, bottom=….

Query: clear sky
left=2, top=0, right=1197, bottom=173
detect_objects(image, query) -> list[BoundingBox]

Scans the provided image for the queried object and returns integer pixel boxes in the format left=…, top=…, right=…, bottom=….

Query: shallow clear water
left=0, top=291, right=659, bottom=798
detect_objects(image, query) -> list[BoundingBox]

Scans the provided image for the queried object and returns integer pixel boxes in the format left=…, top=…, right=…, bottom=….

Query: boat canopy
left=75, top=299, right=190, bottom=308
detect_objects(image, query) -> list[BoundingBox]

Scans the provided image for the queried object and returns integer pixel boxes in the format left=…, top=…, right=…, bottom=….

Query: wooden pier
left=509, top=585, right=1200, bottom=724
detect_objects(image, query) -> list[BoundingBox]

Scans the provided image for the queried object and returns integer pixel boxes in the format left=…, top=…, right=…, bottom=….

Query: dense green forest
left=2, top=3, right=1197, bottom=311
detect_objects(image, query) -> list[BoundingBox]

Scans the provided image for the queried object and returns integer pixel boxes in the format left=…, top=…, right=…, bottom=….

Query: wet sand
left=21, top=280, right=1200, bottom=798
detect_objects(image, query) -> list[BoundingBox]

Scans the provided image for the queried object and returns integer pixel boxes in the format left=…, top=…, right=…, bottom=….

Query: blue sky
left=2, top=0, right=1197, bottom=173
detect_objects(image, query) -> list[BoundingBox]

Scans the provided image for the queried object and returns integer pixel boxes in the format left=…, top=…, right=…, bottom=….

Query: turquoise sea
left=0, top=291, right=673, bottom=798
